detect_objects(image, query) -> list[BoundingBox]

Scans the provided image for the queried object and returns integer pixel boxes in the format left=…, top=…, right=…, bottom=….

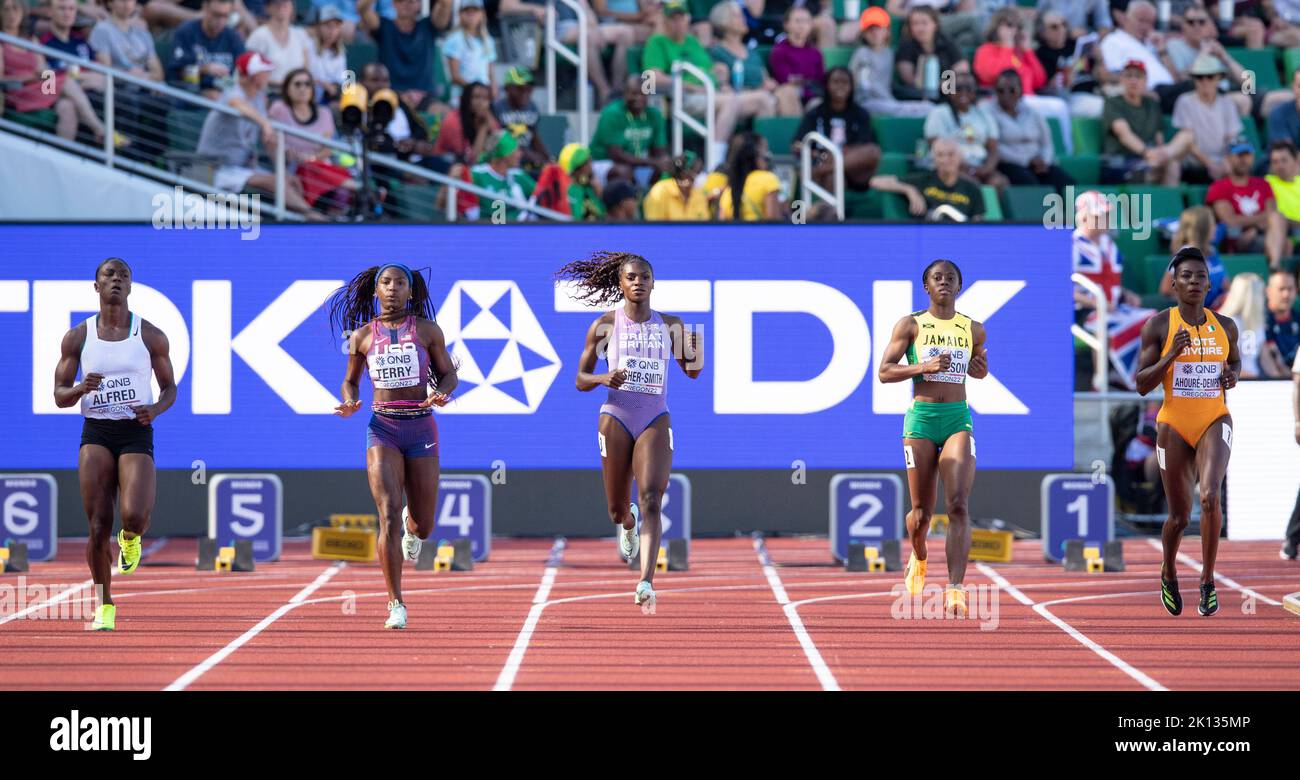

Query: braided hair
left=327, top=264, right=434, bottom=345
left=554, top=251, right=652, bottom=309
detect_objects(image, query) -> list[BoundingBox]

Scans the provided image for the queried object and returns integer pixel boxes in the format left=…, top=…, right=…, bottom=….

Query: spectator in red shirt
left=433, top=81, right=500, bottom=165
left=1207, top=140, right=1275, bottom=255
left=973, top=8, right=1072, bottom=153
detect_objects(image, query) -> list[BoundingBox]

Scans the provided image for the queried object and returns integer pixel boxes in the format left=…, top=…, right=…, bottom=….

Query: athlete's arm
left=134, top=322, right=176, bottom=426
left=877, top=315, right=948, bottom=383
left=576, top=314, right=624, bottom=392
left=52, top=323, right=99, bottom=408
left=1135, top=311, right=1185, bottom=395
left=968, top=320, right=989, bottom=379
left=664, top=314, right=703, bottom=379
left=335, top=327, right=367, bottom=417
left=1219, top=316, right=1240, bottom=390
left=421, top=320, right=458, bottom=407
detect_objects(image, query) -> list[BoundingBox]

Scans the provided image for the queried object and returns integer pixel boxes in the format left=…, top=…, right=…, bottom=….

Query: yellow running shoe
left=91, top=604, right=116, bottom=631
left=904, top=552, right=927, bottom=595
left=944, top=586, right=967, bottom=617
left=117, top=530, right=142, bottom=574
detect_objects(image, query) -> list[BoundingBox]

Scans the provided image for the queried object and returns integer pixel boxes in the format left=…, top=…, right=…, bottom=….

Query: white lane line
left=493, top=538, right=566, bottom=692
left=752, top=535, right=841, bottom=692
left=163, top=562, right=344, bottom=691
left=976, top=563, right=1168, bottom=692
left=1145, top=539, right=1282, bottom=606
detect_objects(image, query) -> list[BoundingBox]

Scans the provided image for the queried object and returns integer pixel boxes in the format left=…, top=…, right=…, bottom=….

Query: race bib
left=1170, top=360, right=1222, bottom=399
left=921, top=346, right=968, bottom=384
left=85, top=374, right=141, bottom=414
left=369, top=343, right=421, bottom=389
left=620, top=356, right=666, bottom=395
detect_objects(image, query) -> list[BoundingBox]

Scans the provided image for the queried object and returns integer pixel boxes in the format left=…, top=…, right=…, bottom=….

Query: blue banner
left=0, top=224, right=1073, bottom=469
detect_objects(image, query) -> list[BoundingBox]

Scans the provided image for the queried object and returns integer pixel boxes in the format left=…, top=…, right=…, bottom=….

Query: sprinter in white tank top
left=52, top=259, right=177, bottom=632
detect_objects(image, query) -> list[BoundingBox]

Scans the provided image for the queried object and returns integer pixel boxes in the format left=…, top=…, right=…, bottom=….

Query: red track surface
left=1, top=536, right=1296, bottom=690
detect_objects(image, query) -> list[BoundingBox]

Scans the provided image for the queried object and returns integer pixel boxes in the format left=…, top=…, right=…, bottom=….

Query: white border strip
left=493, top=539, right=566, bottom=691
left=753, top=536, right=840, bottom=691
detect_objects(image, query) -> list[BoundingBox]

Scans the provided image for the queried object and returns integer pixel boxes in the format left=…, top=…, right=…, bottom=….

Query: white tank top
left=80, top=313, right=154, bottom=420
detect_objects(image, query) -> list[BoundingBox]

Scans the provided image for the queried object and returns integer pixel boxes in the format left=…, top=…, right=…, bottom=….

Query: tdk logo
left=49, top=710, right=152, bottom=760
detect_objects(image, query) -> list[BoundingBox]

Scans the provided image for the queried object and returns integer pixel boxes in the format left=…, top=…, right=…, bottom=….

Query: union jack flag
left=1085, top=305, right=1157, bottom=390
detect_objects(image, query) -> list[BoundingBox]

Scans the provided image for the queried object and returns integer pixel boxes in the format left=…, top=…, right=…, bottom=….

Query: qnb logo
left=437, top=281, right=561, bottom=414
left=49, top=710, right=152, bottom=761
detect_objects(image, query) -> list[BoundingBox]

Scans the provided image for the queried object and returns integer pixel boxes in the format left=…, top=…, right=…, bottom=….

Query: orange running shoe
left=904, top=552, right=927, bottom=595
left=944, top=586, right=967, bottom=617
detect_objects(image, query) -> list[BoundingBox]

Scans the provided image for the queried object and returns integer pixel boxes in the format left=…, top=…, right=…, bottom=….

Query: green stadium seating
left=1221, top=253, right=1270, bottom=281
left=877, top=151, right=909, bottom=176
left=1285, top=48, right=1300, bottom=84
left=154, top=32, right=172, bottom=67
left=981, top=185, right=1003, bottom=221
left=166, top=108, right=208, bottom=152
left=1226, top=47, right=1282, bottom=91
left=1047, top=117, right=1067, bottom=157
left=1123, top=185, right=1185, bottom=219
left=1057, top=154, right=1100, bottom=185
left=347, top=41, right=378, bottom=77
left=1004, top=185, right=1054, bottom=221
left=754, top=45, right=773, bottom=69
left=822, top=46, right=855, bottom=70
left=1072, top=116, right=1102, bottom=156
left=872, top=115, right=925, bottom=154
left=293, top=0, right=313, bottom=23
left=7, top=108, right=57, bottom=132
left=536, top=113, right=569, bottom=157
left=1183, top=183, right=1209, bottom=207
left=754, top=116, right=801, bottom=155
left=627, top=45, right=642, bottom=75
left=1141, top=292, right=1174, bottom=309
left=1240, top=115, right=1262, bottom=151
left=1144, top=254, right=1171, bottom=295
left=880, top=189, right=913, bottom=219
left=845, top=188, right=882, bottom=219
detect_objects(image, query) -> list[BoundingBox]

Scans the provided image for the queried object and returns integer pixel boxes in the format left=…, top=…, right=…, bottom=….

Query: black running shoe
left=1160, top=565, right=1182, bottom=616
left=1198, top=583, right=1219, bottom=617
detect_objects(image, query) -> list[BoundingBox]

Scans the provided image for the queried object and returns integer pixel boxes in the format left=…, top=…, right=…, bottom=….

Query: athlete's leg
left=79, top=445, right=118, bottom=605
left=116, top=453, right=155, bottom=539
left=937, top=431, right=977, bottom=587
left=367, top=445, right=407, bottom=603
left=1193, top=416, right=1233, bottom=584
left=598, top=414, right=636, bottom=532
left=631, top=415, right=672, bottom=584
left=403, top=454, right=440, bottom=540
left=1156, top=422, right=1197, bottom=582
left=903, top=438, right=939, bottom=560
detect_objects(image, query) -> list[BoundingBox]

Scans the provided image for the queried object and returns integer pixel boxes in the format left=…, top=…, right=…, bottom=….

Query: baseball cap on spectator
left=505, top=66, right=534, bottom=86
left=486, top=132, right=519, bottom=161
left=237, top=51, right=275, bottom=77
left=859, top=6, right=890, bottom=30
left=1122, top=59, right=1146, bottom=74
left=1075, top=190, right=1111, bottom=219
left=560, top=143, right=592, bottom=174
left=663, top=0, right=689, bottom=15
left=1228, top=138, right=1254, bottom=156
left=460, top=0, right=484, bottom=8
left=1188, top=54, right=1226, bottom=77
left=602, top=180, right=637, bottom=211
left=314, top=5, right=344, bottom=23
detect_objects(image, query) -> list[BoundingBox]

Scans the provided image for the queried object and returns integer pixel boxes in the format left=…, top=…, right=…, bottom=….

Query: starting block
left=329, top=514, right=378, bottom=532
left=1063, top=539, right=1125, bottom=572
left=969, top=528, right=1014, bottom=563
left=0, top=542, right=29, bottom=573
left=311, top=526, right=377, bottom=562
left=845, top=539, right=901, bottom=573
left=415, top=538, right=473, bottom=572
left=196, top=538, right=254, bottom=572
left=628, top=539, right=688, bottom=572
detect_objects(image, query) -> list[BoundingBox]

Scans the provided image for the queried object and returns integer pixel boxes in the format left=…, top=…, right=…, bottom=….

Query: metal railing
left=0, top=31, right=570, bottom=223
left=544, top=0, right=589, bottom=145
left=670, top=60, right=716, bottom=172
left=798, top=131, right=844, bottom=221
left=1071, top=273, right=1110, bottom=392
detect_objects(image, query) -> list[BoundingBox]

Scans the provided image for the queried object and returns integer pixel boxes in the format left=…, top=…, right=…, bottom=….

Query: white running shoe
left=384, top=599, right=407, bottom=629
left=400, top=506, right=422, bottom=562
left=618, top=503, right=641, bottom=562
left=634, top=580, right=656, bottom=615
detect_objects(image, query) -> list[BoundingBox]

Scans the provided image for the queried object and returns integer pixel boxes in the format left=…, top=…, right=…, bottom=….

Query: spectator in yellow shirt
left=1266, top=139, right=1300, bottom=266
left=643, top=154, right=712, bottom=221
left=717, top=132, right=786, bottom=221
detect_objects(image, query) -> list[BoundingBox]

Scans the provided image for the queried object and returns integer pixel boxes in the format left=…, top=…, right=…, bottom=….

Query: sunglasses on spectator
left=289, top=80, right=312, bottom=87
left=1185, top=17, right=1209, bottom=25
left=1193, top=73, right=1219, bottom=80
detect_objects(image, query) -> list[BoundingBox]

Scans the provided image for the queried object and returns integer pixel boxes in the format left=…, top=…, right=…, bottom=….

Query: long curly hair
left=327, top=265, right=434, bottom=344
left=554, top=251, right=652, bottom=308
